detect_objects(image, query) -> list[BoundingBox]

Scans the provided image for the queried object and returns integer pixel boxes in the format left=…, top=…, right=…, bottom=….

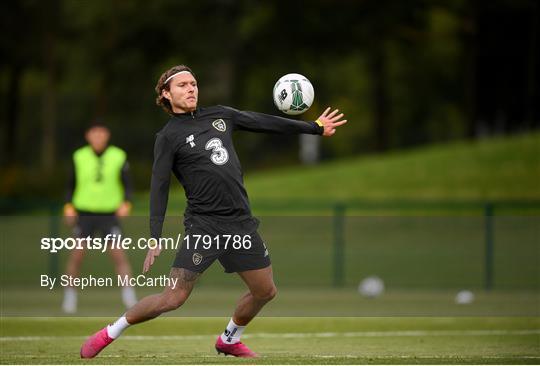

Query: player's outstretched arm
left=316, top=107, right=347, bottom=137
left=227, top=106, right=323, bottom=135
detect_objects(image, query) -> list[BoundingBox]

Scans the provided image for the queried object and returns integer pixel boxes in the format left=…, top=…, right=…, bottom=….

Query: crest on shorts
left=192, top=253, right=203, bottom=265
left=212, top=119, right=226, bottom=132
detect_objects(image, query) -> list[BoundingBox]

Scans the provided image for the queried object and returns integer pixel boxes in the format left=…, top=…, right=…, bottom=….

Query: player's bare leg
left=109, top=247, right=132, bottom=279
left=234, top=266, right=277, bottom=324
left=216, top=266, right=277, bottom=357
left=108, top=247, right=137, bottom=308
left=62, top=248, right=85, bottom=313
left=125, top=267, right=199, bottom=323
left=80, top=267, right=199, bottom=358
left=65, top=247, right=86, bottom=278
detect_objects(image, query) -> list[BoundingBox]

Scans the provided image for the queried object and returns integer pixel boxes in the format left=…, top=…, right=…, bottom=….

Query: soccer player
left=80, top=65, right=346, bottom=358
left=62, top=122, right=137, bottom=313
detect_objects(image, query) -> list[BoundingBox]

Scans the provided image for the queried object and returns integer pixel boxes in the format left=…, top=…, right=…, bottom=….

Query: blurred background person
left=62, top=122, right=136, bottom=313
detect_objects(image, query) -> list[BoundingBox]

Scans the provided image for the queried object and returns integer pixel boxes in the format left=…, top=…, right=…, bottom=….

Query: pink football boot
left=215, top=336, right=258, bottom=358
left=80, top=327, right=114, bottom=358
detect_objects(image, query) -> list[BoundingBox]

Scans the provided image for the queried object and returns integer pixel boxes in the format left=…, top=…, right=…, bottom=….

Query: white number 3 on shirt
left=205, top=138, right=229, bottom=165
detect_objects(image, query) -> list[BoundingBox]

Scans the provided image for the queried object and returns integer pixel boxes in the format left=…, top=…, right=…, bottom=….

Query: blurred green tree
left=0, top=0, right=537, bottom=200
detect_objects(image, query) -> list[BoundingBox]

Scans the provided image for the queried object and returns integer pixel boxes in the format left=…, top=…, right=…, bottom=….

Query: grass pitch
left=129, top=132, right=540, bottom=214
left=2, top=133, right=538, bottom=364
left=1, top=317, right=539, bottom=364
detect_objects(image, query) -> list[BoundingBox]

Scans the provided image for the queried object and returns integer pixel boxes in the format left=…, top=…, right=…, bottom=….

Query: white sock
left=107, top=315, right=131, bottom=339
left=121, top=286, right=137, bottom=308
left=220, top=319, right=245, bottom=344
left=62, top=287, right=77, bottom=314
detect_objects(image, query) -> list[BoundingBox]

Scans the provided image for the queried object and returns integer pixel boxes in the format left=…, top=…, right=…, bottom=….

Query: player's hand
left=116, top=201, right=132, bottom=217
left=142, top=244, right=162, bottom=273
left=63, top=203, right=78, bottom=226
left=316, top=107, right=347, bottom=137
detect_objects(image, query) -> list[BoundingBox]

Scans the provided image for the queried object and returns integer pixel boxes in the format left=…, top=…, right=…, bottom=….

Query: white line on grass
left=307, top=355, right=540, bottom=360
left=6, top=354, right=540, bottom=360
left=1, top=329, right=539, bottom=341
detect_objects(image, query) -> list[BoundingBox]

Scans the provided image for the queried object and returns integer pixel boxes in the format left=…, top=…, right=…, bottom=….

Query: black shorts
left=172, top=222, right=271, bottom=274
left=74, top=211, right=121, bottom=238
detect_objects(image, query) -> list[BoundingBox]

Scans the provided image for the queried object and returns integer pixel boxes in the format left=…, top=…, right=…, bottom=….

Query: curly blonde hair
left=155, top=65, right=195, bottom=115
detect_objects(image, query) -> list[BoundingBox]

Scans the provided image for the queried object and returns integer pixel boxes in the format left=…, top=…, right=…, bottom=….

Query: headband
left=164, top=70, right=192, bottom=84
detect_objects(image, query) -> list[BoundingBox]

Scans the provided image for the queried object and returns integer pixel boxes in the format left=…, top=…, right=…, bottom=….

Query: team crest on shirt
left=192, top=253, right=203, bottom=265
left=212, top=119, right=226, bottom=132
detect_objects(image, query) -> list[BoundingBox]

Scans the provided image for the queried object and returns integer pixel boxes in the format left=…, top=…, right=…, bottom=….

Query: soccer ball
left=358, top=276, right=385, bottom=298
left=273, top=73, right=314, bottom=115
left=455, top=290, right=475, bottom=304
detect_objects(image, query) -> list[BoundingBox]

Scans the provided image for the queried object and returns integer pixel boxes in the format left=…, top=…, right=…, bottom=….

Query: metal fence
left=1, top=199, right=539, bottom=290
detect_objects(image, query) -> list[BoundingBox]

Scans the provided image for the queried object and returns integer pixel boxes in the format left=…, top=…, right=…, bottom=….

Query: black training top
left=149, top=105, right=323, bottom=239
